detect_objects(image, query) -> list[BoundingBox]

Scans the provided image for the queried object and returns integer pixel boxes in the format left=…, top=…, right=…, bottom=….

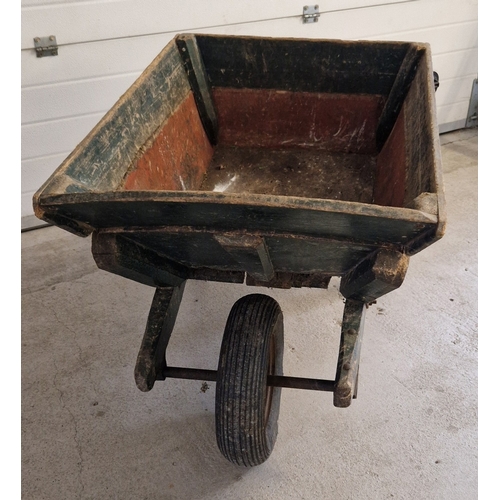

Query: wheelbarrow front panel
left=195, top=35, right=410, bottom=95
left=33, top=34, right=445, bottom=289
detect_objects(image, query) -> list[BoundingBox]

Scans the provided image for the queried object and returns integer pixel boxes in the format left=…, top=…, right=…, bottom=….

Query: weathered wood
left=409, top=192, right=438, bottom=215
left=34, top=39, right=191, bottom=201
left=403, top=53, right=437, bottom=206
left=340, top=248, right=409, bottom=302
left=92, top=231, right=188, bottom=288
left=38, top=191, right=437, bottom=249
left=376, top=44, right=425, bottom=150
left=212, top=88, right=383, bottom=153
left=135, top=284, right=185, bottom=392
left=246, top=272, right=331, bottom=290
left=334, top=299, right=366, bottom=408
left=215, top=234, right=274, bottom=281
left=100, top=227, right=376, bottom=278
left=92, top=230, right=246, bottom=286
left=196, top=34, right=410, bottom=95
left=122, top=92, right=213, bottom=191
left=200, top=146, right=376, bottom=203
left=175, top=34, right=218, bottom=145
left=373, top=107, right=406, bottom=207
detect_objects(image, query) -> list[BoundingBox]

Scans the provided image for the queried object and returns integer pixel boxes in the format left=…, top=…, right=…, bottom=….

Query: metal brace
left=34, top=36, right=58, bottom=58
left=303, top=5, right=320, bottom=23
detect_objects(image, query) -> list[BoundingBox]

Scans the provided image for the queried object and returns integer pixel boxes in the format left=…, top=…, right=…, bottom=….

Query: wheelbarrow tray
left=33, top=34, right=445, bottom=290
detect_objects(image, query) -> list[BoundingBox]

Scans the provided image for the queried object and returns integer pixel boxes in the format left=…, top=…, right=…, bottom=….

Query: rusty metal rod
left=163, top=367, right=218, bottom=381
left=163, top=367, right=336, bottom=392
left=267, top=375, right=335, bottom=392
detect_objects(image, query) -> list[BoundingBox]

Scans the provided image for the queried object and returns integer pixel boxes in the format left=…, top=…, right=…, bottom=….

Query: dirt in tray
left=199, top=146, right=376, bottom=203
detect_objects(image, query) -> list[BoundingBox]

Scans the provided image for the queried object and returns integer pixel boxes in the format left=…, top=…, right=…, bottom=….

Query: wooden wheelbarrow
left=33, top=34, right=445, bottom=466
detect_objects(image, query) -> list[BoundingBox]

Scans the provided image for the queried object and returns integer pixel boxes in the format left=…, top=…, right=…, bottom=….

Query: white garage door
left=21, top=0, right=478, bottom=229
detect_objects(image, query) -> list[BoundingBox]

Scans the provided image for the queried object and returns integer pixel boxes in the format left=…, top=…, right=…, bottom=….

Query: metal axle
left=162, top=366, right=337, bottom=393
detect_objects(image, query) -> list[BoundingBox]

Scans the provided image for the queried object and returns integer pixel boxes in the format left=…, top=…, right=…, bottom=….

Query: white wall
left=21, top=0, right=478, bottom=224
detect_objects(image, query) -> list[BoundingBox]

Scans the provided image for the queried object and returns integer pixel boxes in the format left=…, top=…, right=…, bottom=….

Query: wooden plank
left=91, top=232, right=188, bottom=288
left=93, top=229, right=246, bottom=285
left=339, top=248, right=409, bottom=302
left=108, top=228, right=377, bottom=277
left=196, top=35, right=409, bottom=95
left=215, top=235, right=274, bottom=281
left=246, top=272, right=332, bottom=290
left=36, top=191, right=438, bottom=253
left=212, top=89, right=384, bottom=153
left=175, top=34, right=218, bottom=145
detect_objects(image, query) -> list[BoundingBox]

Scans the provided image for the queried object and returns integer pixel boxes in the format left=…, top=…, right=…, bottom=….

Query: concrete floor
left=22, top=128, right=477, bottom=499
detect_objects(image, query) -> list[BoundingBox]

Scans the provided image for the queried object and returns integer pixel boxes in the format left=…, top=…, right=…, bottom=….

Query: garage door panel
left=22, top=152, right=70, bottom=194
left=22, top=113, right=105, bottom=160
left=22, top=72, right=141, bottom=124
left=21, top=0, right=416, bottom=48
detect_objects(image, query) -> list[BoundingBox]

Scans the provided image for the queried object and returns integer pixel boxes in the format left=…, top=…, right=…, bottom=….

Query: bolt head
left=34, top=37, right=40, bottom=43
left=347, top=328, right=356, bottom=335
left=49, top=36, right=55, bottom=41
left=343, top=362, right=351, bottom=371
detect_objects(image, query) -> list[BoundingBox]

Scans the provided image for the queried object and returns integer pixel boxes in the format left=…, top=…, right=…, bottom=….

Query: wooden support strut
left=334, top=299, right=366, bottom=408
left=175, top=34, right=218, bottom=145
left=134, top=283, right=186, bottom=392
left=340, top=248, right=409, bottom=303
left=214, top=234, right=274, bottom=282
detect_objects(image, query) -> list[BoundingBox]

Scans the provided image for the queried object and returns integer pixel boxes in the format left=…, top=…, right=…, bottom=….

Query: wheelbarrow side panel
left=32, top=38, right=195, bottom=231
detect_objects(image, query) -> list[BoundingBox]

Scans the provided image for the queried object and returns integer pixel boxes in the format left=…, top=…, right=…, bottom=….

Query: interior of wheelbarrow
left=116, top=35, right=438, bottom=209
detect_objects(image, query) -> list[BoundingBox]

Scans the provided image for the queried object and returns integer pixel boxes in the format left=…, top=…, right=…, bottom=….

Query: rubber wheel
left=215, top=294, right=284, bottom=466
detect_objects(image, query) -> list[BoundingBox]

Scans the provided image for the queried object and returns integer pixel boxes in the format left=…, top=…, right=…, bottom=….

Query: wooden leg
left=134, top=283, right=186, bottom=392
left=334, top=299, right=366, bottom=408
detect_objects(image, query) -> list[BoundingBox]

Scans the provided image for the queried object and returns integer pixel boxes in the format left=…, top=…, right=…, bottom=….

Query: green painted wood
left=92, top=230, right=246, bottom=286
left=102, top=228, right=375, bottom=278
left=38, top=191, right=438, bottom=251
left=215, top=234, right=274, bottom=281
left=195, top=34, right=410, bottom=95
left=135, top=283, right=186, bottom=392
left=176, top=34, right=218, bottom=144
left=339, top=249, right=409, bottom=302
left=334, top=299, right=366, bottom=408
left=92, top=232, right=189, bottom=288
